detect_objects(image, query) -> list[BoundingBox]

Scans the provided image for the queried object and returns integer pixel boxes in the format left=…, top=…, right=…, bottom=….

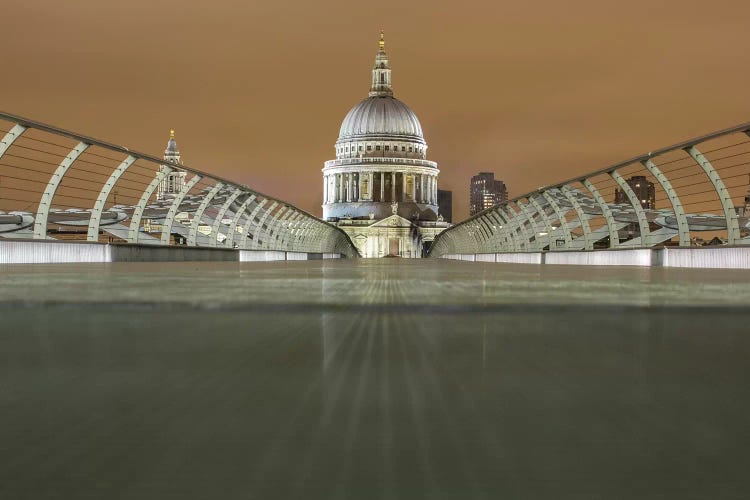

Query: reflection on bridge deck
left=1, top=260, right=749, bottom=498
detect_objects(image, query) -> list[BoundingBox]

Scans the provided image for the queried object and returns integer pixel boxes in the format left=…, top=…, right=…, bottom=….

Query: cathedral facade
left=322, top=34, right=449, bottom=258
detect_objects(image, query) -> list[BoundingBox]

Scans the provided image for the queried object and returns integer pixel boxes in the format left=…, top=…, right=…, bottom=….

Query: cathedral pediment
left=369, top=214, right=415, bottom=228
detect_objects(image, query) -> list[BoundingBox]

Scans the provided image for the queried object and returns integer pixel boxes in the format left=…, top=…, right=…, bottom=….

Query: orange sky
left=4, top=0, right=750, bottom=221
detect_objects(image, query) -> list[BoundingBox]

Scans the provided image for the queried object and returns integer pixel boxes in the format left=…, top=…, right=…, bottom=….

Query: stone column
left=380, top=172, right=385, bottom=202
left=433, top=177, right=438, bottom=204
left=338, top=173, right=344, bottom=202
left=401, top=172, right=407, bottom=201
left=323, top=175, right=327, bottom=204
left=411, top=174, right=417, bottom=201
left=419, top=174, right=425, bottom=203
left=391, top=172, right=396, bottom=202
left=346, top=173, right=351, bottom=202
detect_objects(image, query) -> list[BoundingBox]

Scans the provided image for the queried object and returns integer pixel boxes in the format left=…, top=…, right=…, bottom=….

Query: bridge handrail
left=428, top=120, right=750, bottom=257
left=0, top=111, right=359, bottom=257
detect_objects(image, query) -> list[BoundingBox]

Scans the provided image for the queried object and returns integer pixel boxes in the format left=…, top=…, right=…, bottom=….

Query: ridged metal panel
left=545, top=249, right=653, bottom=267
left=663, top=247, right=750, bottom=269
left=239, top=250, right=288, bottom=262
left=0, top=240, right=110, bottom=264
left=494, top=253, right=543, bottom=264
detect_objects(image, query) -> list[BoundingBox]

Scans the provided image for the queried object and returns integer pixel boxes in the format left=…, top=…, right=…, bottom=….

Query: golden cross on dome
left=379, top=31, right=385, bottom=51
left=170, top=129, right=175, bottom=138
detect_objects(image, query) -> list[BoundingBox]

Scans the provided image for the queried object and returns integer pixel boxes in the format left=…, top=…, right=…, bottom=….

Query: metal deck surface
left=1, top=260, right=749, bottom=499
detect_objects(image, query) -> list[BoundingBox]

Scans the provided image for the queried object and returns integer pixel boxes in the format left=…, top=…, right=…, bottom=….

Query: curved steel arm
left=211, top=188, right=244, bottom=247
left=279, top=212, right=302, bottom=250
left=527, top=195, right=561, bottom=249
left=0, top=124, right=27, bottom=160
left=540, top=190, right=573, bottom=250
left=610, top=170, right=651, bottom=247
left=686, top=146, right=741, bottom=244
left=226, top=194, right=257, bottom=248
left=34, top=142, right=89, bottom=239
left=161, top=174, right=202, bottom=244
left=292, top=218, right=314, bottom=251
left=240, top=199, right=268, bottom=249
left=253, top=201, right=279, bottom=248
left=504, top=205, right=532, bottom=251
left=560, top=186, right=594, bottom=250
left=516, top=200, right=545, bottom=251
left=128, top=166, right=172, bottom=243
left=582, top=178, right=619, bottom=248
left=266, top=207, right=289, bottom=249
left=188, top=182, right=224, bottom=246
left=88, top=154, right=136, bottom=241
left=491, top=210, right=518, bottom=251
left=485, top=212, right=510, bottom=251
left=642, top=159, right=689, bottom=246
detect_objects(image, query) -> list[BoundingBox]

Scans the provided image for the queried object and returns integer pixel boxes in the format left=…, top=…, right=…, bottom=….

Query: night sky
left=4, top=0, right=750, bottom=221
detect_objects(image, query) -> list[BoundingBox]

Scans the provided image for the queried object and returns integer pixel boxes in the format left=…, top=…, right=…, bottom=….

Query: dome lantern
left=369, top=31, right=393, bottom=97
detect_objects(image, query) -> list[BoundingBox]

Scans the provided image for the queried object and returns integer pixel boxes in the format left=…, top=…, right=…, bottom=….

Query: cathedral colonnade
left=323, top=171, right=438, bottom=205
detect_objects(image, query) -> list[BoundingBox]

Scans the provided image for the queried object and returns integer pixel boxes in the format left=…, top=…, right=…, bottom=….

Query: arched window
left=380, top=73, right=385, bottom=84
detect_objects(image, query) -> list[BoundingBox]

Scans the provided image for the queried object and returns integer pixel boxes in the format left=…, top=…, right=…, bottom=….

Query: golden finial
left=379, top=31, right=385, bottom=51
left=170, top=129, right=175, bottom=139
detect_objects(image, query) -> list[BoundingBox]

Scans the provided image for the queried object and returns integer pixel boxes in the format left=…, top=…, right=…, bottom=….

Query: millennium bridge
left=3, top=111, right=750, bottom=498
left=2, top=111, right=750, bottom=268
left=0, top=111, right=358, bottom=263
left=429, top=120, right=750, bottom=268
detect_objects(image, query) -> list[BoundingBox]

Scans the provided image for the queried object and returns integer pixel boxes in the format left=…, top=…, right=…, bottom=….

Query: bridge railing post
left=685, top=146, right=741, bottom=245
left=582, top=178, right=619, bottom=248
left=161, top=174, right=202, bottom=245
left=34, top=142, right=90, bottom=239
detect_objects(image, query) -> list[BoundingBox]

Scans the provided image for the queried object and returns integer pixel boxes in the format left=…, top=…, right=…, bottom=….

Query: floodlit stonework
left=322, top=33, right=449, bottom=257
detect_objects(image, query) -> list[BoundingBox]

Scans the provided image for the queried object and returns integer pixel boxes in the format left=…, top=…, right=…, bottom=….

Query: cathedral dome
left=338, top=95, right=424, bottom=143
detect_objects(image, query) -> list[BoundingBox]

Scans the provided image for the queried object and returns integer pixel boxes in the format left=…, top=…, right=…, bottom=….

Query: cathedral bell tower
left=157, top=129, right=187, bottom=200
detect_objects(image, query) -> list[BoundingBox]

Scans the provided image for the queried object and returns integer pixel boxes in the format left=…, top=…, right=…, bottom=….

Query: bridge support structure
left=0, top=111, right=359, bottom=258
left=429, top=118, right=750, bottom=262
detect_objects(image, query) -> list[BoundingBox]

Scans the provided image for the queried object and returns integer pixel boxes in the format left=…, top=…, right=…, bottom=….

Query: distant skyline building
left=322, top=33, right=449, bottom=257
left=613, top=175, right=655, bottom=209
left=437, top=189, right=452, bottom=223
left=469, top=172, right=507, bottom=216
left=157, top=130, right=186, bottom=200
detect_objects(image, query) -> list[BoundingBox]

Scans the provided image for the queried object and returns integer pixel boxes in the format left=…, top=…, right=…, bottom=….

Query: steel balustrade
left=429, top=120, right=750, bottom=257
left=0, top=111, right=358, bottom=257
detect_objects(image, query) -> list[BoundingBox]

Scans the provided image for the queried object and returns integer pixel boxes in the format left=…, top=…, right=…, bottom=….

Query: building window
left=380, top=73, right=385, bottom=83
left=367, top=145, right=372, bottom=151
left=385, top=145, right=390, bottom=151
left=409, top=147, right=413, bottom=152
left=359, top=146, right=362, bottom=151
left=376, top=145, right=381, bottom=150
left=401, top=146, right=405, bottom=151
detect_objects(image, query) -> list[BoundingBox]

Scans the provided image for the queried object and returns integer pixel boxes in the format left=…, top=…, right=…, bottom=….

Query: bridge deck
left=1, top=260, right=750, bottom=498
left=2, top=259, right=750, bottom=306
